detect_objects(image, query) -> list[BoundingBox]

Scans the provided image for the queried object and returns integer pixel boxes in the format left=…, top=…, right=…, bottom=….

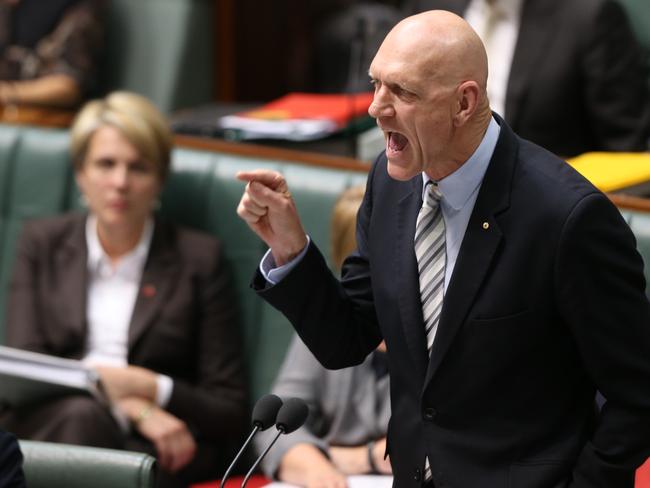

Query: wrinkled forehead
left=369, top=30, right=451, bottom=86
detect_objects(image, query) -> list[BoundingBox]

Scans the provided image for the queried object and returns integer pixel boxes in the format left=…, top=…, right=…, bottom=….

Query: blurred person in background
left=0, top=0, right=106, bottom=108
left=1, top=91, right=247, bottom=488
left=0, top=429, right=24, bottom=487
left=254, top=185, right=392, bottom=488
left=407, top=0, right=650, bottom=157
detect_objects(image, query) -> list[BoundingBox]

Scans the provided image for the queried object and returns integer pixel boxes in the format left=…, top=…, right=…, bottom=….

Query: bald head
left=367, top=10, right=492, bottom=181
left=380, top=10, right=488, bottom=92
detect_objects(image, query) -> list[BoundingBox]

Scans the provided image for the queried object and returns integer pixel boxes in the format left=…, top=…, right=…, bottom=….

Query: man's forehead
left=370, top=49, right=435, bottom=86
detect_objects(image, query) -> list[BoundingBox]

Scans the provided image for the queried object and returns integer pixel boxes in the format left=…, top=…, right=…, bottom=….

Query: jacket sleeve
left=255, top=160, right=382, bottom=370
left=5, top=221, right=50, bottom=353
left=556, top=193, right=650, bottom=486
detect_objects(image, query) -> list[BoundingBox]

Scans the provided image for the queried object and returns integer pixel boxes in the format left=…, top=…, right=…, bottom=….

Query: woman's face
left=76, top=125, right=161, bottom=233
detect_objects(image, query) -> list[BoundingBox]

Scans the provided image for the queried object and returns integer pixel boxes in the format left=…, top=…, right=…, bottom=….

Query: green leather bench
left=0, top=123, right=368, bottom=403
left=19, top=440, right=156, bottom=488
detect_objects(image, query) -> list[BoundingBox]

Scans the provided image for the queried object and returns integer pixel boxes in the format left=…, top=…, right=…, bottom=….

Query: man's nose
left=368, top=90, right=395, bottom=119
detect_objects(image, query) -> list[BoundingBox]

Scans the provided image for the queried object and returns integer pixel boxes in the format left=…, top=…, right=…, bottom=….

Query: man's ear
left=453, top=81, right=480, bottom=127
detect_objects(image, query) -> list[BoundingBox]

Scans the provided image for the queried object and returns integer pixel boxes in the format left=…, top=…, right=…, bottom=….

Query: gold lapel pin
left=482, top=222, right=490, bottom=230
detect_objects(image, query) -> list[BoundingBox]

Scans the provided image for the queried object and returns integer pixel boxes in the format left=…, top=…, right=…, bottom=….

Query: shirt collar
left=422, top=116, right=500, bottom=210
left=86, top=214, right=153, bottom=280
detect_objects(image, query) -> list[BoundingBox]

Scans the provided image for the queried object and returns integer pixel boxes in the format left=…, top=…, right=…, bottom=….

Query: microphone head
left=275, top=397, right=309, bottom=434
left=252, top=394, right=283, bottom=431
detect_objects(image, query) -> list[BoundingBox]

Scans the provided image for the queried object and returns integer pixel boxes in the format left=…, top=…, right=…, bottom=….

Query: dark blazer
left=408, top=0, right=650, bottom=157
left=0, top=430, right=25, bottom=488
left=256, top=117, right=650, bottom=487
left=5, top=212, right=247, bottom=444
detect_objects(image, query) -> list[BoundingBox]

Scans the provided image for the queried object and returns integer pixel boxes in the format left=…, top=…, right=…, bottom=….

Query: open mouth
left=388, top=131, right=408, bottom=153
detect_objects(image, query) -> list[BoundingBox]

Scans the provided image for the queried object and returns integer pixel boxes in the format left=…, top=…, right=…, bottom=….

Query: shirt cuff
left=259, top=236, right=311, bottom=285
left=155, top=374, right=173, bottom=407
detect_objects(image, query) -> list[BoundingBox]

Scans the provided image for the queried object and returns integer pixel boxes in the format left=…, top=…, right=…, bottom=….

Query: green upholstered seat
left=100, top=0, right=215, bottom=114
left=621, top=209, right=650, bottom=294
left=19, top=440, right=156, bottom=488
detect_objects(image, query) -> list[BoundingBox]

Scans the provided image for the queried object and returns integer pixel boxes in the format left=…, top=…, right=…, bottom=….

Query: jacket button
left=423, top=407, right=437, bottom=421
left=414, top=467, right=422, bottom=482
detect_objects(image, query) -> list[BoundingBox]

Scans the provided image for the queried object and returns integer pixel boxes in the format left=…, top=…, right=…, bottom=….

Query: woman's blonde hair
left=69, top=91, right=172, bottom=181
left=330, top=184, right=366, bottom=271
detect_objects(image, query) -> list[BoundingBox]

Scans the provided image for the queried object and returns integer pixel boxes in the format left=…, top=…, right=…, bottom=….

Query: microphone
left=240, top=397, right=309, bottom=488
left=219, top=394, right=283, bottom=488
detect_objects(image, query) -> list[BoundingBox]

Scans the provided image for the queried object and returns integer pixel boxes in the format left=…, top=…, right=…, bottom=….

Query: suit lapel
left=424, top=116, right=517, bottom=386
left=128, top=221, right=179, bottom=350
left=53, top=214, right=89, bottom=349
left=505, top=0, right=556, bottom=126
left=396, top=178, right=430, bottom=381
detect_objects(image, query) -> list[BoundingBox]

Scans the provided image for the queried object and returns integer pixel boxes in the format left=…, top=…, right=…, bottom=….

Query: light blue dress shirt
left=427, top=116, right=500, bottom=291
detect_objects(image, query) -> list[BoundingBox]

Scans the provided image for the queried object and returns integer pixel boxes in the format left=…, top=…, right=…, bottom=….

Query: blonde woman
left=3, top=92, right=247, bottom=487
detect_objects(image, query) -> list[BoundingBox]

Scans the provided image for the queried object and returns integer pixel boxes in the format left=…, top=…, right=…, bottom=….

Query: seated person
left=1, top=91, right=248, bottom=487
left=0, top=0, right=106, bottom=108
left=254, top=185, right=392, bottom=487
left=0, top=429, right=25, bottom=487
left=407, top=0, right=650, bottom=157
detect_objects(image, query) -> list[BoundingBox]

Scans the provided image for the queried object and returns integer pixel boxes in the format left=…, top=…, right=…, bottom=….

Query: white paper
left=264, top=475, right=393, bottom=488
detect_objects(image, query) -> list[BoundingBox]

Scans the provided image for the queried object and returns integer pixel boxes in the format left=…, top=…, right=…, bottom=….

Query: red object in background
left=637, top=458, right=650, bottom=488
left=238, top=92, right=374, bottom=128
left=191, top=463, right=650, bottom=488
left=192, top=475, right=269, bottom=488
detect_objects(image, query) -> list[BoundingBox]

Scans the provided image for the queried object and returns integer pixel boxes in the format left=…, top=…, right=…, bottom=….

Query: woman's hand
left=118, top=397, right=197, bottom=473
left=94, top=365, right=157, bottom=403
left=278, top=443, right=348, bottom=488
left=368, top=438, right=392, bottom=474
left=329, top=438, right=391, bottom=475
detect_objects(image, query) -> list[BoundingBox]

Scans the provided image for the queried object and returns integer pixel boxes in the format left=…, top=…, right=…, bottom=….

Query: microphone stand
left=240, top=429, right=284, bottom=488
left=219, top=425, right=261, bottom=488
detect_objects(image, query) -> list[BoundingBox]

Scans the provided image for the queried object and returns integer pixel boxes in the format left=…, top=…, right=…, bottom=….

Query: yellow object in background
left=568, top=152, right=650, bottom=192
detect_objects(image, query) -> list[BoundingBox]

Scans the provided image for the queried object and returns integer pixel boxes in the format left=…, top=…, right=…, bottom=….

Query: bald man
left=237, top=10, right=650, bottom=488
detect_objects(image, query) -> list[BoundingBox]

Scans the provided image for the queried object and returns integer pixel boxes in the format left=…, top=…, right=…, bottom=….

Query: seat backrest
left=19, top=440, right=156, bottom=488
left=99, top=0, right=215, bottom=114
left=620, top=209, right=650, bottom=295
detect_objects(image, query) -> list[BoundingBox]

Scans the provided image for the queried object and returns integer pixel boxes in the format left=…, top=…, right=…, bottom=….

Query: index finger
left=236, top=170, right=288, bottom=192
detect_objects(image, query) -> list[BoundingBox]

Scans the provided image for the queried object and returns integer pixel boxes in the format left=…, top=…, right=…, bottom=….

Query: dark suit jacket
left=256, top=117, right=650, bottom=487
left=0, top=430, right=24, bottom=488
left=5, top=212, right=247, bottom=444
left=408, top=0, right=650, bottom=157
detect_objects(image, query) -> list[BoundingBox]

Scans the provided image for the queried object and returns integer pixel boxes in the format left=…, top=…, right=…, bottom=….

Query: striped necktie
left=414, top=181, right=446, bottom=354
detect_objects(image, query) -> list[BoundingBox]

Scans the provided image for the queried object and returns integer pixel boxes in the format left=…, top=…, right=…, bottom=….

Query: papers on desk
left=264, top=475, right=393, bottom=488
left=567, top=152, right=650, bottom=193
left=219, top=92, right=374, bottom=141
left=0, top=345, right=105, bottom=408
